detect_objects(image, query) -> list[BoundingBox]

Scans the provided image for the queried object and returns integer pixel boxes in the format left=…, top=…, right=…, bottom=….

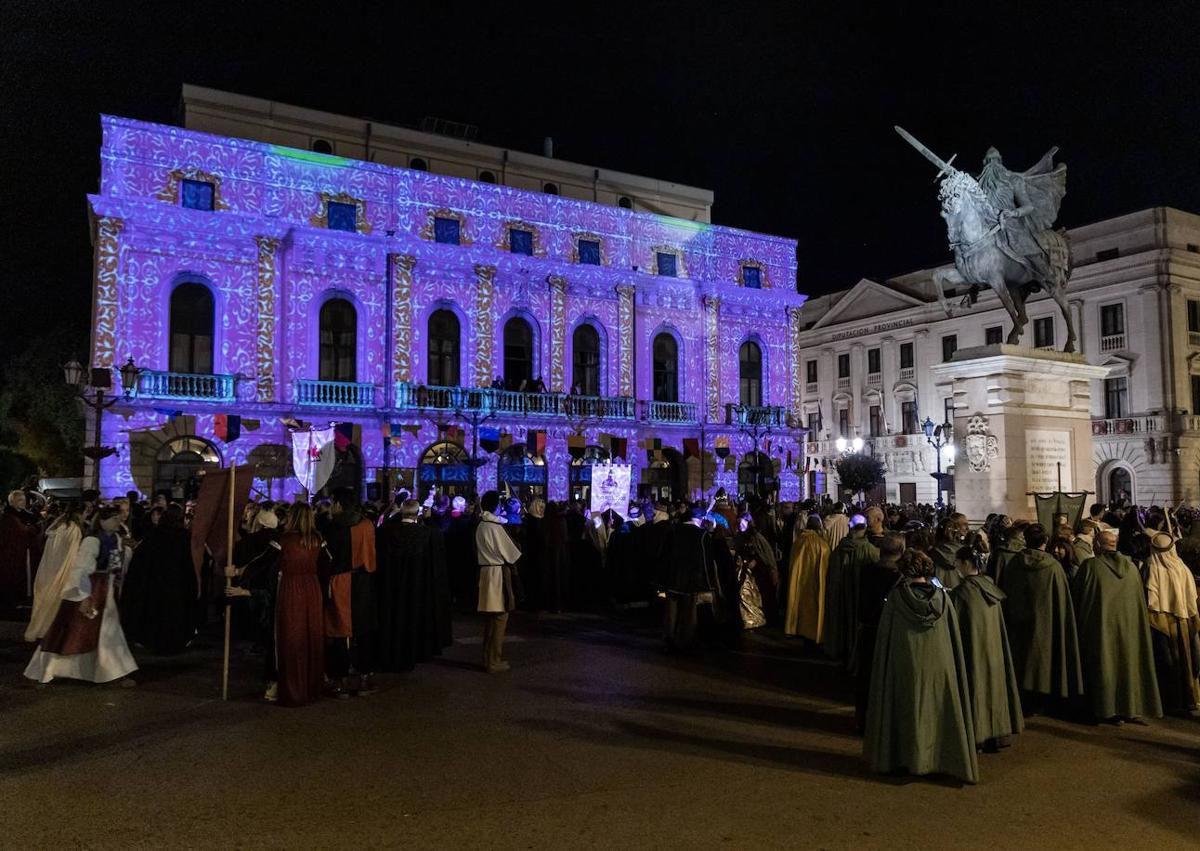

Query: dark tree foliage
left=835, top=453, right=886, bottom=498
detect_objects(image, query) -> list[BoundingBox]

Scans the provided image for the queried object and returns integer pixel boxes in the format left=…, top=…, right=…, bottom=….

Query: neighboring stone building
left=84, top=89, right=806, bottom=500
left=797, top=207, right=1200, bottom=506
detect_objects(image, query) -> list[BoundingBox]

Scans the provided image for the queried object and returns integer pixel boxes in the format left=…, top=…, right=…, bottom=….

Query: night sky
left=3, top=2, right=1198, bottom=362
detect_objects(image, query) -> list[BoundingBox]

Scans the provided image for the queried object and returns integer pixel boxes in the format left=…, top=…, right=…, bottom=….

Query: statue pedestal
left=929, top=345, right=1109, bottom=524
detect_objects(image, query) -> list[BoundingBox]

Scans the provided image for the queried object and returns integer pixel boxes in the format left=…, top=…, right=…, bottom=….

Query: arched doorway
left=638, top=446, right=686, bottom=502
left=738, top=450, right=776, bottom=498
left=569, top=445, right=611, bottom=502
left=417, top=441, right=471, bottom=499
left=497, top=443, right=547, bottom=499
left=155, top=436, right=222, bottom=500
left=1103, top=464, right=1133, bottom=505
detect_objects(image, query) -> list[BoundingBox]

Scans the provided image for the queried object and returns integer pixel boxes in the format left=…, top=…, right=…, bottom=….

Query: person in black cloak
left=120, top=502, right=197, bottom=654
left=443, top=495, right=478, bottom=612
left=522, top=498, right=547, bottom=612
left=375, top=498, right=452, bottom=671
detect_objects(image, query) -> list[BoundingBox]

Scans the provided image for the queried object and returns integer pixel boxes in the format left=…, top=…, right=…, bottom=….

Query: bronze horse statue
left=897, top=127, right=1075, bottom=352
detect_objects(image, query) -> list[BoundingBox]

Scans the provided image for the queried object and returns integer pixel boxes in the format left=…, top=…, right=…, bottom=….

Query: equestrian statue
left=896, top=126, right=1074, bottom=351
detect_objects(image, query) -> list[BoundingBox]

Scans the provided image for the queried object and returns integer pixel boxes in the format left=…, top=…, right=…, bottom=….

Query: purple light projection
left=88, top=115, right=807, bottom=500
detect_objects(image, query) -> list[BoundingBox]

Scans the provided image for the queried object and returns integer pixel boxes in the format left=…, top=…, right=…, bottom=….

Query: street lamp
left=66, top=356, right=139, bottom=493
left=835, top=435, right=864, bottom=454
left=923, top=416, right=954, bottom=514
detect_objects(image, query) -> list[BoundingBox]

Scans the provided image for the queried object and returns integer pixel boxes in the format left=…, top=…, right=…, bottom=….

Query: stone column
left=850, top=342, right=864, bottom=433
left=1068, top=298, right=1085, bottom=355
left=90, top=216, right=125, bottom=369
left=617, top=284, right=636, bottom=397
left=473, top=264, right=496, bottom=388
left=549, top=275, right=567, bottom=392
left=881, top=335, right=897, bottom=430
left=254, top=236, right=281, bottom=402
left=788, top=307, right=803, bottom=414
left=704, top=295, right=721, bottom=422
left=390, top=253, right=417, bottom=386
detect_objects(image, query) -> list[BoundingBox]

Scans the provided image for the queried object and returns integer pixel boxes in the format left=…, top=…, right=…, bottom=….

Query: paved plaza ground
left=2, top=610, right=1198, bottom=849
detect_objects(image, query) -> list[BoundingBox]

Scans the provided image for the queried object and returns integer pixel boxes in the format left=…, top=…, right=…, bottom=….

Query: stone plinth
left=929, top=345, right=1109, bottom=524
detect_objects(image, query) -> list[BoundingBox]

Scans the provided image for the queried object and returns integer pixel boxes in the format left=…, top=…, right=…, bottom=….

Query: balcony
left=898, top=366, right=916, bottom=382
left=644, top=400, right=699, bottom=424
left=836, top=376, right=851, bottom=390
left=726, top=403, right=788, bottom=427
left=1190, top=331, right=1200, bottom=348
left=805, top=381, right=818, bottom=395
left=1091, top=415, right=1163, bottom=435
left=866, top=371, right=883, bottom=388
left=394, top=383, right=636, bottom=420
left=1099, top=333, right=1126, bottom=352
left=137, top=370, right=234, bottom=402
left=295, top=379, right=376, bottom=408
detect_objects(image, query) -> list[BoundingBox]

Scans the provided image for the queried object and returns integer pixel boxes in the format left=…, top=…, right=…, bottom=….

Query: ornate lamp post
left=66, top=356, right=139, bottom=492
left=923, top=416, right=956, bottom=515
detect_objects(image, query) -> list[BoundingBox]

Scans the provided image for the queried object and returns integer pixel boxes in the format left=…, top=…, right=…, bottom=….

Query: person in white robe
left=25, top=507, right=85, bottom=642
left=25, top=505, right=138, bottom=686
left=475, top=491, right=521, bottom=673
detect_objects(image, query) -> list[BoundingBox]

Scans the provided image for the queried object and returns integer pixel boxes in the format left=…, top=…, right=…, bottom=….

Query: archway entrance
left=155, top=435, right=222, bottom=500
left=638, top=446, right=686, bottom=502
left=497, top=443, right=547, bottom=499
left=569, top=445, right=610, bottom=502
left=737, top=450, right=777, bottom=498
left=417, top=441, right=471, bottom=499
left=1108, top=465, right=1132, bottom=505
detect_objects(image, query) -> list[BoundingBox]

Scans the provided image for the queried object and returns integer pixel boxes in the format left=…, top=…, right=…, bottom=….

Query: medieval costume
left=376, top=510, right=452, bottom=671
left=784, top=522, right=830, bottom=641
left=663, top=516, right=721, bottom=650
left=25, top=531, right=138, bottom=684
left=930, top=539, right=963, bottom=590
left=25, top=520, right=84, bottom=642
left=863, top=579, right=978, bottom=784
left=825, top=530, right=879, bottom=667
left=274, top=531, right=328, bottom=707
left=732, top=523, right=779, bottom=624
left=323, top=504, right=378, bottom=692
left=120, top=521, right=197, bottom=654
left=231, top=514, right=282, bottom=690
left=541, top=502, right=571, bottom=612
left=1144, top=533, right=1200, bottom=714
left=953, top=573, right=1024, bottom=746
left=1072, top=549, right=1162, bottom=721
left=855, top=549, right=902, bottom=730
left=999, top=547, right=1084, bottom=707
left=477, top=509, right=522, bottom=672
left=988, top=532, right=1025, bottom=585
left=0, top=498, right=41, bottom=608
left=823, top=511, right=850, bottom=552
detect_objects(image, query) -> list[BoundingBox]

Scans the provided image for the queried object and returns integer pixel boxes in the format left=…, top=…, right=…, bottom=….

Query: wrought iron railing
left=294, top=379, right=376, bottom=408
left=137, top=370, right=235, bottom=402
left=725, top=404, right=788, bottom=427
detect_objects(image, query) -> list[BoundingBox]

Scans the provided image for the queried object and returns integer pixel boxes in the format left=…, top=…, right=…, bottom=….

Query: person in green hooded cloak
left=999, top=522, right=1084, bottom=714
left=1072, top=529, right=1162, bottom=723
left=952, top=543, right=1024, bottom=750
left=824, top=515, right=879, bottom=669
left=864, top=548, right=978, bottom=784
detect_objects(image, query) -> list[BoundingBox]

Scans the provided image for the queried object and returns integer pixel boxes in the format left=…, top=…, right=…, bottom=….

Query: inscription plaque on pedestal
left=1025, top=428, right=1073, bottom=502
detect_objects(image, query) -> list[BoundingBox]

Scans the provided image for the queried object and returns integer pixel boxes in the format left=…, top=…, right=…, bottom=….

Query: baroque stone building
left=85, top=89, right=807, bottom=500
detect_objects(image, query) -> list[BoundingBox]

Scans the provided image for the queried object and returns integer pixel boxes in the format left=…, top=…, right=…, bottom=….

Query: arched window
left=543, top=182, right=559, bottom=195
left=478, top=170, right=497, bottom=184
left=503, top=317, right=534, bottom=390
left=1109, top=466, right=1132, bottom=503
left=169, top=283, right=214, bottom=374
left=311, top=138, right=333, bottom=154
left=427, top=309, right=460, bottom=387
left=572, top=324, right=601, bottom=396
left=319, top=298, right=357, bottom=382
left=410, top=157, right=428, bottom=171
left=739, top=340, right=762, bottom=407
left=652, top=333, right=678, bottom=403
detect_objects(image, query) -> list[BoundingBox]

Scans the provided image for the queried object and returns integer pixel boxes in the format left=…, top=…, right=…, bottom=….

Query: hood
left=889, top=580, right=950, bottom=629
left=963, top=573, right=1006, bottom=605
left=332, top=507, right=365, bottom=528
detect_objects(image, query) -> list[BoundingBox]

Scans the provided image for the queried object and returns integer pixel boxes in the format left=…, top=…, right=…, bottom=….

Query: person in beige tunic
left=785, top=514, right=831, bottom=643
left=475, top=491, right=521, bottom=673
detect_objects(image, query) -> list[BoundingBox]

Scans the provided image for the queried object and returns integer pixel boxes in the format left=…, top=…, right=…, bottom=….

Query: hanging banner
left=589, top=462, right=631, bottom=515
left=292, top=426, right=337, bottom=493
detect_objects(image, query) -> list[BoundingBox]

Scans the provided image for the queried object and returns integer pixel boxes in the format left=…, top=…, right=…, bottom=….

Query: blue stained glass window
left=578, top=239, right=601, bottom=265
left=656, top=251, right=677, bottom=277
left=327, top=201, right=358, bottom=232
left=510, top=229, right=533, bottom=255
left=434, top=216, right=461, bottom=245
left=181, top=179, right=214, bottom=211
left=743, top=265, right=762, bottom=289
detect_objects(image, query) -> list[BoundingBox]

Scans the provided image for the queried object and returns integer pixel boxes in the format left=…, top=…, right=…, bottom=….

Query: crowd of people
left=4, top=483, right=1199, bottom=784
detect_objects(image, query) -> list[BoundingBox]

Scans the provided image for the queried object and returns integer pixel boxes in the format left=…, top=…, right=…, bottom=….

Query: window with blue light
left=434, top=216, right=461, bottom=245
left=327, top=201, right=358, bottom=233
left=578, top=239, right=601, bottom=265
left=181, top=179, right=215, bottom=211
left=743, top=265, right=762, bottom=289
left=509, top=228, right=534, bottom=256
left=656, top=251, right=677, bottom=277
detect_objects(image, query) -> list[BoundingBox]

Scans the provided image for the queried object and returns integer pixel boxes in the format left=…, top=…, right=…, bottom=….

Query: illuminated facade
left=86, top=108, right=806, bottom=500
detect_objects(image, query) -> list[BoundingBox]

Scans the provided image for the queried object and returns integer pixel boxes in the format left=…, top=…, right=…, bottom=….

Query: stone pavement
left=1, top=612, right=1198, bottom=850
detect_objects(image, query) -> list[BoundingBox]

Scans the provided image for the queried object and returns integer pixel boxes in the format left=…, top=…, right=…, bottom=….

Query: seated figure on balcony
left=531, top=375, right=547, bottom=394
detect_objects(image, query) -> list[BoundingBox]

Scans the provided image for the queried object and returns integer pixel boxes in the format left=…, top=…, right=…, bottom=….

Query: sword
left=894, top=126, right=958, bottom=181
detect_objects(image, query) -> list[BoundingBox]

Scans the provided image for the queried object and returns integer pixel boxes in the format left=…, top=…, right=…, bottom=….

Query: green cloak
left=953, top=574, right=1025, bottom=742
left=999, top=548, right=1084, bottom=699
left=824, top=534, right=879, bottom=668
left=989, top=544, right=1023, bottom=586
left=1071, top=552, right=1163, bottom=719
left=864, top=579, right=978, bottom=784
left=930, top=540, right=963, bottom=589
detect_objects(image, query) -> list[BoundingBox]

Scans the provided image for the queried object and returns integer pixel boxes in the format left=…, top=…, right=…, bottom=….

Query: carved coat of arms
left=964, top=414, right=1000, bottom=473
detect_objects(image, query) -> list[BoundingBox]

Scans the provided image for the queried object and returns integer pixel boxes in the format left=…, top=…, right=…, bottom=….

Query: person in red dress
left=273, top=503, right=329, bottom=707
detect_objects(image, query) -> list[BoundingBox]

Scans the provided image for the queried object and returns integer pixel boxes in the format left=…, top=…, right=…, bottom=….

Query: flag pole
left=222, top=463, right=235, bottom=701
